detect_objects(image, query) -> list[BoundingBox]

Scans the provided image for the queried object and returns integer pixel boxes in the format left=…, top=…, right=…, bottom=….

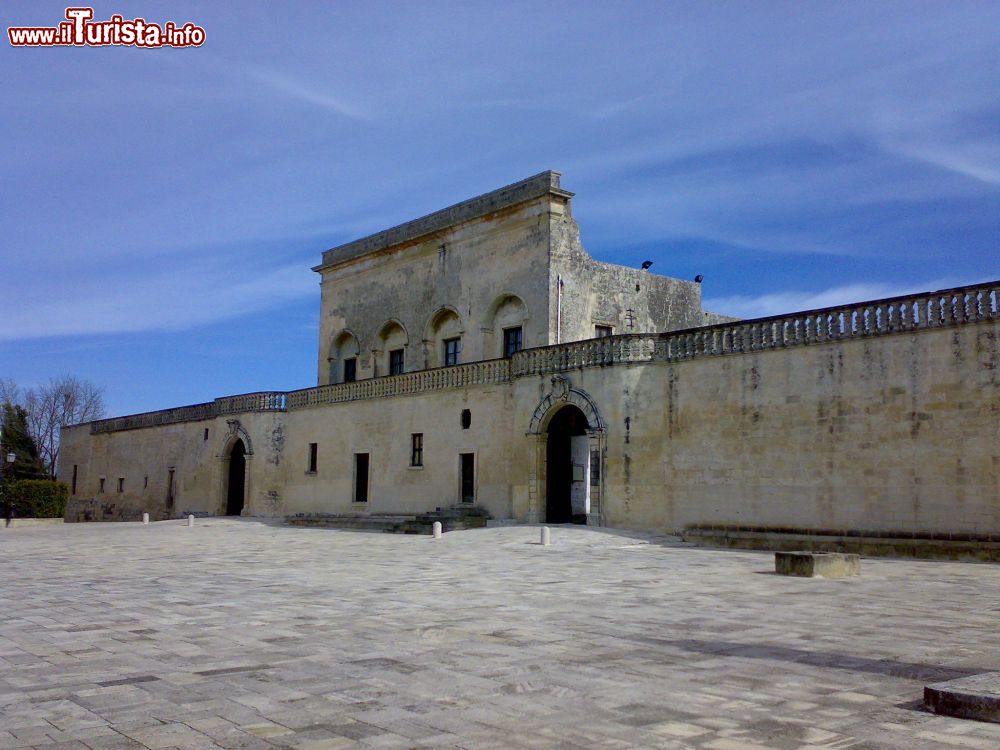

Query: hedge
left=3, top=479, right=69, bottom=518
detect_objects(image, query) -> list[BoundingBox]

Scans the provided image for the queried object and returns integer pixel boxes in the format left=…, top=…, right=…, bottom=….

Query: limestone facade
left=58, top=172, right=1000, bottom=548
left=313, top=171, right=728, bottom=385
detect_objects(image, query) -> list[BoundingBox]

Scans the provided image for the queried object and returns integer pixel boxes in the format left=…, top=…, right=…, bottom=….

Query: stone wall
left=315, top=195, right=554, bottom=384
left=548, top=206, right=723, bottom=340
left=61, top=410, right=288, bottom=521
left=313, top=171, right=724, bottom=385
left=60, top=281, right=999, bottom=542
left=281, top=384, right=514, bottom=519
left=510, top=318, right=998, bottom=536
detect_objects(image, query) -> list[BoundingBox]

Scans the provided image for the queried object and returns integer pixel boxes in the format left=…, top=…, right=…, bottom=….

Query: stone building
left=314, top=171, right=727, bottom=386
left=59, top=172, right=1000, bottom=558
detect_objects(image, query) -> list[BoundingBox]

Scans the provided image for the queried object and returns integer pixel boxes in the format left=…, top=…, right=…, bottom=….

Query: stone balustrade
left=514, top=281, right=999, bottom=373
left=286, top=358, right=511, bottom=409
left=89, top=392, right=289, bottom=434
left=87, top=280, right=999, bottom=433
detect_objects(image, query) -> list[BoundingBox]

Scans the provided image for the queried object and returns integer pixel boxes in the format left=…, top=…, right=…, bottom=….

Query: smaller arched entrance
left=225, top=439, right=246, bottom=516
left=546, top=405, right=590, bottom=524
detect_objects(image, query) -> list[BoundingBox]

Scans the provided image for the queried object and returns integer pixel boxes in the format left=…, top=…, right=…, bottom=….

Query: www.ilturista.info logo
left=8, top=7, right=205, bottom=47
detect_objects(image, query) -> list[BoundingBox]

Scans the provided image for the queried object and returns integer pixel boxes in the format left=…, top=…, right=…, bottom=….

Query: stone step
left=286, top=506, right=492, bottom=534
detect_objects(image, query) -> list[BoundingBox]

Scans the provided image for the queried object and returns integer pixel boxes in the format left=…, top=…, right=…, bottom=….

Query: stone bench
left=775, top=551, right=860, bottom=577
left=925, top=672, right=1000, bottom=723
left=0, top=518, right=65, bottom=530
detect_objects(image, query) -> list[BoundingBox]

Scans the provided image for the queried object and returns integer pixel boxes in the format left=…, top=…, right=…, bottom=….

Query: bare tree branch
left=0, top=377, right=20, bottom=407
left=23, top=376, right=105, bottom=478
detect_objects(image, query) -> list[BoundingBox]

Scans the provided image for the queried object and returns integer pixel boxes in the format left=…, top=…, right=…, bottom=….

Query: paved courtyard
left=1, top=519, right=998, bottom=750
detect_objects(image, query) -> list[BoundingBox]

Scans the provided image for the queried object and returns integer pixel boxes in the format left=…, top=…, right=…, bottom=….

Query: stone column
left=526, top=435, right=546, bottom=523
left=586, top=430, right=604, bottom=526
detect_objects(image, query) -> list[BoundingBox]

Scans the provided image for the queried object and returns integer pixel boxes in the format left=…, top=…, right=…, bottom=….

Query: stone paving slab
left=1, top=519, right=998, bottom=749
left=925, top=672, right=1000, bottom=724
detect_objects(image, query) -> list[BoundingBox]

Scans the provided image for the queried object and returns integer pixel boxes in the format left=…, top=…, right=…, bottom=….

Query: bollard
left=432, top=521, right=442, bottom=539
left=187, top=515, right=194, bottom=527
left=541, top=526, right=551, bottom=546
left=142, top=512, right=149, bottom=525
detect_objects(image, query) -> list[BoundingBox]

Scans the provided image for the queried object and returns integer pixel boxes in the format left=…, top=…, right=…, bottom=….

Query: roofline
left=312, top=170, right=573, bottom=272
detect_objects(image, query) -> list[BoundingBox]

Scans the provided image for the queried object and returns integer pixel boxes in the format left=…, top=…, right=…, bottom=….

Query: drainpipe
left=556, top=275, right=563, bottom=344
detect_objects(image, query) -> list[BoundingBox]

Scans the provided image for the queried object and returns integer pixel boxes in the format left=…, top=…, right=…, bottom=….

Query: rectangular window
left=389, top=348, right=404, bottom=376
left=460, top=453, right=475, bottom=503
left=203, top=428, right=209, bottom=441
left=343, top=357, right=357, bottom=383
left=444, top=337, right=461, bottom=367
left=99, top=477, right=105, bottom=494
left=143, top=476, right=148, bottom=490
left=117, top=477, right=124, bottom=493
left=410, top=433, right=423, bottom=467
left=308, top=442, right=318, bottom=473
left=71, top=465, right=78, bottom=495
left=167, top=468, right=175, bottom=510
left=354, top=453, right=370, bottom=503
left=595, top=324, right=613, bottom=337
left=503, top=326, right=523, bottom=358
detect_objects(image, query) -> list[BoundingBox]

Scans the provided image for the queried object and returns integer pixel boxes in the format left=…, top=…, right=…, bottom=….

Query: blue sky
left=2, top=1, right=997, bottom=417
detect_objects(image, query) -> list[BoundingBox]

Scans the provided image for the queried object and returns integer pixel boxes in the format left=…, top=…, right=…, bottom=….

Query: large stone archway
left=218, top=420, right=253, bottom=516
left=526, top=376, right=606, bottom=525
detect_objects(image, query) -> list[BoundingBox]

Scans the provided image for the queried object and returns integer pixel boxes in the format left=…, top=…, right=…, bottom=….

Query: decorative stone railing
left=86, top=280, right=998, bottom=433
left=512, top=280, right=999, bottom=375
left=286, top=358, right=510, bottom=409
left=89, top=392, right=288, bottom=434
left=214, top=391, right=288, bottom=414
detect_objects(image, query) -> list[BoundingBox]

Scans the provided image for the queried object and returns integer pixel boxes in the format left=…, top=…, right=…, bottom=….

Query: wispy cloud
left=882, top=140, right=1000, bottom=187
left=1, top=260, right=314, bottom=343
left=244, top=65, right=368, bottom=120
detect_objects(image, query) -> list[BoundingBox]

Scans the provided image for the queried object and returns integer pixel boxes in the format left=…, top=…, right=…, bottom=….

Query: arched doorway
left=225, top=439, right=246, bottom=516
left=546, top=405, right=590, bottom=524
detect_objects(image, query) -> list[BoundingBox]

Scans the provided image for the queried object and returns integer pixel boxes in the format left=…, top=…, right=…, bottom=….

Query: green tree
left=1, top=376, right=105, bottom=479
left=1, top=402, right=45, bottom=481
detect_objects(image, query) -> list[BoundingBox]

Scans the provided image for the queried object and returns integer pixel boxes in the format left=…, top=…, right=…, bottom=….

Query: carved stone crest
left=551, top=374, right=571, bottom=402
left=221, top=419, right=253, bottom=455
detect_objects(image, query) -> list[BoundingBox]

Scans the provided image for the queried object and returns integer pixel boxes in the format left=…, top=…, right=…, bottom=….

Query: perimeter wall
left=61, top=282, right=1000, bottom=539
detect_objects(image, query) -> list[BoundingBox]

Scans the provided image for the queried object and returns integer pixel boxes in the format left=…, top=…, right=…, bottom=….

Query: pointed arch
left=376, top=318, right=409, bottom=346
left=219, top=419, right=254, bottom=456
left=484, top=292, right=529, bottom=321
left=327, top=329, right=361, bottom=383
left=375, top=319, right=409, bottom=376
left=484, top=292, right=529, bottom=358
left=527, top=378, right=605, bottom=435
left=423, top=306, right=464, bottom=368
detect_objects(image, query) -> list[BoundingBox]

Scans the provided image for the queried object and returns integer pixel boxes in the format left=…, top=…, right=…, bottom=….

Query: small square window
left=595, top=325, right=613, bottom=338
left=503, top=326, right=523, bottom=358
left=389, top=349, right=404, bottom=376
left=308, top=442, right=318, bottom=473
left=343, top=357, right=357, bottom=383
left=410, top=433, right=423, bottom=467
left=443, top=337, right=461, bottom=367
